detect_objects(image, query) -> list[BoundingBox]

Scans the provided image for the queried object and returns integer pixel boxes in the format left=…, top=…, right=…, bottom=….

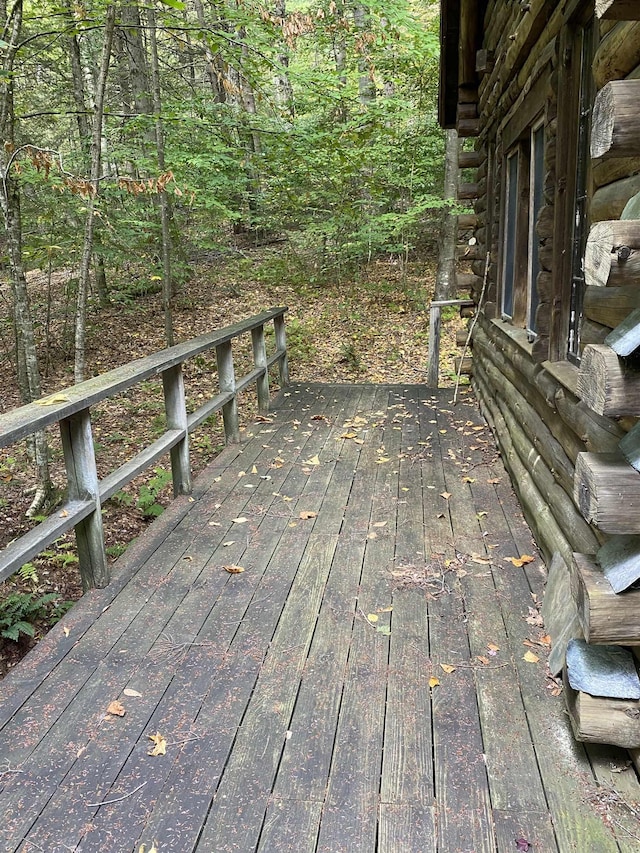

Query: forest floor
left=0, top=246, right=467, bottom=677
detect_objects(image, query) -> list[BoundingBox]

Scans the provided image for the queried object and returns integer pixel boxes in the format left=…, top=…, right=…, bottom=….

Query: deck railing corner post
left=251, top=324, right=270, bottom=414
left=59, top=408, right=109, bottom=590
left=216, top=340, right=240, bottom=443
left=274, top=313, right=290, bottom=388
left=162, top=363, right=192, bottom=496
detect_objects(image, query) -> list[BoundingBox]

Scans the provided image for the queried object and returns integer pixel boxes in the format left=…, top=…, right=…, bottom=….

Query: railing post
left=251, top=324, right=270, bottom=414
left=427, top=304, right=442, bottom=388
left=274, top=313, right=289, bottom=387
left=216, top=340, right=240, bottom=443
left=162, top=364, right=192, bottom=496
left=59, top=408, right=109, bottom=590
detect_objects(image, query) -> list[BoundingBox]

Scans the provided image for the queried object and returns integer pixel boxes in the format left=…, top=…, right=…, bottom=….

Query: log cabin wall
left=441, top=0, right=640, bottom=750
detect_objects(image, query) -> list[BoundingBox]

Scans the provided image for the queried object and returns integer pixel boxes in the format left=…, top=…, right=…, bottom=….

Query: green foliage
left=284, top=318, right=317, bottom=364
left=106, top=543, right=128, bottom=559
left=18, top=562, right=39, bottom=585
left=137, top=467, right=172, bottom=518
left=5, top=0, right=445, bottom=343
left=0, top=592, right=61, bottom=642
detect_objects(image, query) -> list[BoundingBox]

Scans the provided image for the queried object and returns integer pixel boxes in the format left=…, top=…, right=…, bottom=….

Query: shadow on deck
left=1, top=384, right=639, bottom=852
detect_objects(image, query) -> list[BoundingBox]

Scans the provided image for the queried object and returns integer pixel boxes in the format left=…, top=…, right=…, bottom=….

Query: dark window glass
left=502, top=152, right=519, bottom=319
left=527, top=124, right=545, bottom=335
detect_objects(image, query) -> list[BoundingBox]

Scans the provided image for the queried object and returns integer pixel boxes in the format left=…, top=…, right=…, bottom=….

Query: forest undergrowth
left=0, top=246, right=466, bottom=676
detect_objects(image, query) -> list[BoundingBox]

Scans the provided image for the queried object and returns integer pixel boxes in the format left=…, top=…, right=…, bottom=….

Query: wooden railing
left=0, top=308, right=289, bottom=591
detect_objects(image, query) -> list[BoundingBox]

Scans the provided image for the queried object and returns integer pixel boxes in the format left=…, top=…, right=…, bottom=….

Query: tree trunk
left=0, top=0, right=52, bottom=514
left=67, top=3, right=110, bottom=307
left=148, top=5, right=174, bottom=346
left=74, top=4, right=116, bottom=383
left=435, top=129, right=460, bottom=301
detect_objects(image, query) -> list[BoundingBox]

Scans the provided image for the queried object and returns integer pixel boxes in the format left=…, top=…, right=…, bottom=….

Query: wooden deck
left=1, top=383, right=640, bottom=853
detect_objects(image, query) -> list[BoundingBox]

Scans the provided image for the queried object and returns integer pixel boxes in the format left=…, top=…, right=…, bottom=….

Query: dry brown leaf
left=299, top=510, right=318, bottom=520
left=462, top=476, right=476, bottom=483
left=523, top=650, right=540, bottom=664
left=367, top=613, right=379, bottom=623
left=251, top=465, right=258, bottom=474
left=36, top=393, right=69, bottom=406
left=505, top=554, right=535, bottom=567
left=440, top=492, right=452, bottom=500
left=429, top=676, right=440, bottom=688
left=372, top=521, right=387, bottom=528
left=476, top=655, right=490, bottom=665
left=63, top=626, right=70, bottom=637
left=487, top=478, right=501, bottom=484
left=440, top=664, right=456, bottom=674
left=304, top=454, right=321, bottom=465
left=340, top=431, right=358, bottom=439
left=107, top=700, right=126, bottom=717
left=148, top=732, right=167, bottom=756
left=487, top=642, right=500, bottom=652
left=223, top=564, right=245, bottom=574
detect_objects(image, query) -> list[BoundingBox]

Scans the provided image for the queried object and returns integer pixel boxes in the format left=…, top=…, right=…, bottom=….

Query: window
left=500, top=120, right=545, bottom=338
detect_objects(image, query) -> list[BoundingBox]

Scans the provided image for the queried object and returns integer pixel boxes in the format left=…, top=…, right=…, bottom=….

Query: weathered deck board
left=1, top=383, right=639, bottom=853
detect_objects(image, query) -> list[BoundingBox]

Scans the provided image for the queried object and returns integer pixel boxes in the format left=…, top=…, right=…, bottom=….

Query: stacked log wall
left=469, top=3, right=640, bottom=569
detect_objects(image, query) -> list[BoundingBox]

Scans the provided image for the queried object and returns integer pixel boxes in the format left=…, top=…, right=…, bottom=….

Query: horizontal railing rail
left=0, top=307, right=289, bottom=590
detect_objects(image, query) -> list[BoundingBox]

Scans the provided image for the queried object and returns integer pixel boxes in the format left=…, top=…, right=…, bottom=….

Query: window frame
left=499, top=112, right=545, bottom=338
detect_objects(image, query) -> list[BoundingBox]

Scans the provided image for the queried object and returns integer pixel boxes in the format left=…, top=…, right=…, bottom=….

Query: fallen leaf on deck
left=462, top=476, right=476, bottom=483
left=376, top=457, right=390, bottom=464
left=223, top=540, right=235, bottom=547
left=340, top=431, right=358, bottom=439
left=440, top=664, right=456, bottom=674
left=476, top=655, right=490, bottom=665
left=376, top=625, right=391, bottom=636
left=223, top=565, right=245, bottom=574
left=372, top=521, right=387, bottom=528
left=367, top=613, right=379, bottom=623
left=124, top=688, right=142, bottom=698
left=476, top=511, right=488, bottom=519
left=107, top=700, right=126, bottom=717
left=367, top=532, right=377, bottom=540
left=523, top=650, right=539, bottom=664
left=515, top=838, right=531, bottom=851
left=232, top=517, right=248, bottom=524
left=505, top=554, right=535, bottom=567
left=488, top=643, right=500, bottom=653
left=254, top=415, right=273, bottom=423
left=378, top=606, right=393, bottom=612
left=487, top=478, right=501, bottom=484
left=237, top=471, right=246, bottom=478
left=299, top=510, right=318, bottom=520
left=214, top=476, right=222, bottom=483
left=148, top=733, right=167, bottom=756
left=471, top=555, right=491, bottom=565
left=429, top=676, right=440, bottom=688
left=36, top=393, right=69, bottom=405
left=440, top=492, right=452, bottom=500
left=59, top=509, right=69, bottom=518
left=311, top=414, right=330, bottom=423
left=63, top=626, right=70, bottom=637
left=304, top=454, right=321, bottom=465
left=251, top=465, right=258, bottom=474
